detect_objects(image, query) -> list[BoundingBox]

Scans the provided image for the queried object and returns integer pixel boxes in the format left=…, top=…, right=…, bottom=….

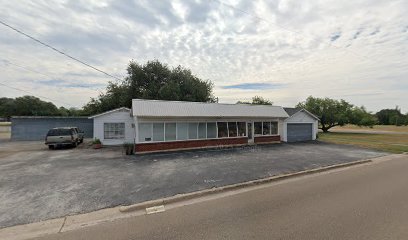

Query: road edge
left=119, top=159, right=372, bottom=212
left=0, top=157, right=381, bottom=240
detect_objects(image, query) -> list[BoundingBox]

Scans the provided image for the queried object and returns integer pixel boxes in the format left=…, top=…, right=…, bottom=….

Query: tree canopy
left=236, top=96, right=273, bottom=105
left=83, top=60, right=216, bottom=115
left=0, top=96, right=85, bottom=118
left=296, top=96, right=377, bottom=132
left=376, top=107, right=408, bottom=126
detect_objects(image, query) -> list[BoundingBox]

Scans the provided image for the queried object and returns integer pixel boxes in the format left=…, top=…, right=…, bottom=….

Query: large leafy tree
left=296, top=96, right=377, bottom=132
left=83, top=60, right=216, bottom=114
left=376, top=107, right=407, bottom=126
left=0, top=96, right=61, bottom=117
left=236, top=96, right=273, bottom=105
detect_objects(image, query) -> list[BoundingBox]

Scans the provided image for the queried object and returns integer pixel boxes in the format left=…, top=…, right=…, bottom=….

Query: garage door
left=287, top=123, right=313, bottom=142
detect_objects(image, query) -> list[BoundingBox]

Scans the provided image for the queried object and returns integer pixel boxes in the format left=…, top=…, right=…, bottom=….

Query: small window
left=188, top=123, right=198, bottom=139
left=207, top=122, right=217, bottom=138
left=263, top=122, right=271, bottom=135
left=254, top=122, right=262, bottom=135
left=198, top=122, right=206, bottom=139
left=165, top=123, right=176, bottom=141
left=238, top=122, right=246, bottom=136
left=104, top=123, right=125, bottom=139
left=228, top=122, right=237, bottom=137
left=177, top=123, right=188, bottom=140
left=138, top=123, right=152, bottom=142
left=271, top=122, right=278, bottom=135
left=153, top=123, right=164, bottom=142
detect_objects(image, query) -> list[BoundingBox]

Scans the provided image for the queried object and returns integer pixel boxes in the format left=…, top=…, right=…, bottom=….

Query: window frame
left=104, top=122, right=125, bottom=140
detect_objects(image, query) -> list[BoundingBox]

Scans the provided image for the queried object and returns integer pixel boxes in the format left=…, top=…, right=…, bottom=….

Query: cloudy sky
left=0, top=0, right=407, bottom=112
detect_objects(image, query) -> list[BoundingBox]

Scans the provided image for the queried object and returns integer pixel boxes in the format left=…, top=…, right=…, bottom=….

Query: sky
left=0, top=0, right=407, bottom=112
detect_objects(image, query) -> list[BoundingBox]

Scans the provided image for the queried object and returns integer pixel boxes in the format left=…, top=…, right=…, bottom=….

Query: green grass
left=332, top=124, right=408, bottom=133
left=319, top=132, right=408, bottom=153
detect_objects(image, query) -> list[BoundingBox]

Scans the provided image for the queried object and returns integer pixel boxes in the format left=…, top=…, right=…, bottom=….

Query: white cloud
left=0, top=0, right=407, bottom=112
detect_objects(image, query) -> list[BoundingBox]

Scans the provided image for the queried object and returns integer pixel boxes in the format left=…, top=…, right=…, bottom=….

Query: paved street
left=34, top=154, right=408, bottom=240
left=0, top=141, right=385, bottom=228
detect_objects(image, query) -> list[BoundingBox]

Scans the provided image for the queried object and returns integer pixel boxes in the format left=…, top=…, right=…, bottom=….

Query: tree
left=82, top=60, right=216, bottom=115
left=376, top=107, right=406, bottom=126
left=237, top=96, right=273, bottom=105
left=296, top=96, right=376, bottom=132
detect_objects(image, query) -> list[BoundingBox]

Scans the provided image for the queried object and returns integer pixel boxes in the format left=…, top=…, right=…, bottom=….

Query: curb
left=119, top=159, right=372, bottom=212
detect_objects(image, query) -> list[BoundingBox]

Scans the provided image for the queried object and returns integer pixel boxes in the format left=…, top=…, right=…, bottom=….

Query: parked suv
left=45, top=127, right=79, bottom=149
left=69, top=127, right=84, bottom=144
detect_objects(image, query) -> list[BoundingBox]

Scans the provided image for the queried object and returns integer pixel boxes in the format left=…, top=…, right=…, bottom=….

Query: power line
left=0, top=82, right=74, bottom=107
left=210, top=0, right=373, bottom=63
left=0, top=20, right=123, bottom=82
left=0, top=58, right=103, bottom=92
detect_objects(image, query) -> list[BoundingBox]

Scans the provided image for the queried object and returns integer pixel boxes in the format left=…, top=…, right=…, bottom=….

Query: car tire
left=72, top=142, right=77, bottom=148
left=48, top=145, right=54, bottom=150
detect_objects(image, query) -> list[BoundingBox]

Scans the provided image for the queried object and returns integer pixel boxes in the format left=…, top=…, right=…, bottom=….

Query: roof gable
left=88, top=107, right=130, bottom=119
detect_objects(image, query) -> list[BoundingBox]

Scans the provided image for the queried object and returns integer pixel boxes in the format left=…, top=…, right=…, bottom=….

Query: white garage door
left=287, top=123, right=313, bottom=142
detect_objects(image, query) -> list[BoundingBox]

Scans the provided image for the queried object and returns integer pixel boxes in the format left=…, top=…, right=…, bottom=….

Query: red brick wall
left=135, top=137, right=248, bottom=153
left=254, top=135, right=281, bottom=144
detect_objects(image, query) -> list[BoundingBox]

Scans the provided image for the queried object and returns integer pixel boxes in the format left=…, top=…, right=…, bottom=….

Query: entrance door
left=247, top=122, right=254, bottom=143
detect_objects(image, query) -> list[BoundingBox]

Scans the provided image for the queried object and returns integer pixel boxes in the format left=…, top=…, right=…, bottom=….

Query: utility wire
left=210, top=0, right=373, bottom=62
left=0, top=58, right=103, bottom=93
left=0, top=82, right=74, bottom=107
left=0, top=20, right=123, bottom=82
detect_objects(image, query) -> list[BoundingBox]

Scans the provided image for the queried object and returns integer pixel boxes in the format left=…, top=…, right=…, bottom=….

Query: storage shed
left=282, top=108, right=319, bottom=142
left=88, top=107, right=134, bottom=145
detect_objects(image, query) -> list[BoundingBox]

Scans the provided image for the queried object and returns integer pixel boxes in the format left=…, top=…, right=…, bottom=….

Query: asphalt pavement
left=33, top=154, right=408, bottom=240
left=0, top=141, right=385, bottom=228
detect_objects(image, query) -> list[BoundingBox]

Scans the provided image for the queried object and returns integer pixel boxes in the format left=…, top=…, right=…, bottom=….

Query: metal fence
left=11, top=117, right=93, bottom=141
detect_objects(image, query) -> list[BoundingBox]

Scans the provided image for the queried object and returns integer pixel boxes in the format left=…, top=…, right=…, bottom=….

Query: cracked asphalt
left=0, top=140, right=386, bottom=228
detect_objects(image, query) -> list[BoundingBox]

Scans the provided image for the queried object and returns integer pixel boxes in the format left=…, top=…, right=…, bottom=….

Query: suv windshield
left=47, top=129, right=72, bottom=136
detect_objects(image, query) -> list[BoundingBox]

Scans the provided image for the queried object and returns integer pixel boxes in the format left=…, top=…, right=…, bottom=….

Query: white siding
left=93, top=110, right=134, bottom=145
left=282, top=111, right=318, bottom=142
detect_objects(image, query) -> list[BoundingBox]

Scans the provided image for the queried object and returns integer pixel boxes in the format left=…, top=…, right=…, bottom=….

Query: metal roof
left=132, top=99, right=289, bottom=118
left=283, top=107, right=302, bottom=117
left=284, top=107, right=320, bottom=120
left=88, top=107, right=130, bottom=119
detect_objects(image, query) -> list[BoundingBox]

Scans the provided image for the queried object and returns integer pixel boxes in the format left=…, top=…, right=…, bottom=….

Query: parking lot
left=0, top=140, right=387, bottom=228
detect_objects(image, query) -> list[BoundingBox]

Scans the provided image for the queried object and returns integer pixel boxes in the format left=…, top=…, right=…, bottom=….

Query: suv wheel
left=48, top=145, right=54, bottom=150
left=72, top=142, right=77, bottom=148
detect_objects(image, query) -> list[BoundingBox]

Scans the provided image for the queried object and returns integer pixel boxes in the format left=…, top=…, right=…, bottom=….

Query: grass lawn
left=319, top=132, right=408, bottom=153
left=332, top=124, right=408, bottom=133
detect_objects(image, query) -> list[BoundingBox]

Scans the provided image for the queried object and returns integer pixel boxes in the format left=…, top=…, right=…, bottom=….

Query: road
left=34, top=155, right=408, bottom=240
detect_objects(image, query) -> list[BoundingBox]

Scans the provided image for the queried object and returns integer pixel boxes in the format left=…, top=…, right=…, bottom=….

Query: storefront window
left=228, top=122, right=237, bottom=137
left=188, top=123, right=198, bottom=139
left=217, top=122, right=228, bottom=138
left=165, top=123, right=176, bottom=141
left=138, top=123, right=152, bottom=142
left=207, top=122, right=217, bottom=138
left=262, top=122, right=271, bottom=135
left=238, top=122, right=246, bottom=136
left=177, top=123, right=188, bottom=140
left=153, top=123, right=164, bottom=141
left=254, top=122, right=262, bottom=135
left=198, top=122, right=206, bottom=139
left=271, top=122, right=278, bottom=134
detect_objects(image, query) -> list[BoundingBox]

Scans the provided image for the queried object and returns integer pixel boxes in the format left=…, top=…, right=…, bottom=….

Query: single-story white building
left=89, top=99, right=319, bottom=152
left=89, top=107, right=134, bottom=145
left=282, top=108, right=319, bottom=142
